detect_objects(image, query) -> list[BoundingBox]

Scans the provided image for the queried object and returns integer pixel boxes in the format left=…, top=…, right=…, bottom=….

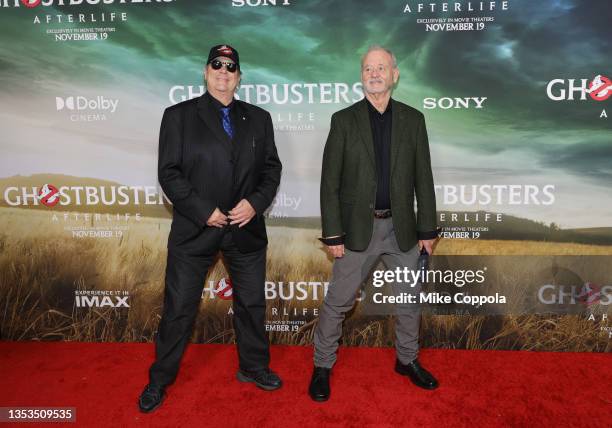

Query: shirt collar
left=366, top=97, right=392, bottom=116
left=206, top=91, right=235, bottom=111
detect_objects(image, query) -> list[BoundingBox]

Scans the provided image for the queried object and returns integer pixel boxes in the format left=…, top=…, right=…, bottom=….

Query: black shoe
left=138, top=384, right=166, bottom=413
left=395, top=359, right=439, bottom=390
left=308, top=367, right=331, bottom=402
left=236, top=368, right=282, bottom=391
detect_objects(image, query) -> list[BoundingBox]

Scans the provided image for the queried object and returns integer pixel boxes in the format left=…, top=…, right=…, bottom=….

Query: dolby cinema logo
left=55, top=95, right=119, bottom=122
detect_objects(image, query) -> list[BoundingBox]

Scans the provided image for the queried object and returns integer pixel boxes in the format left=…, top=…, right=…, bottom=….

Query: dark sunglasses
left=210, top=59, right=238, bottom=73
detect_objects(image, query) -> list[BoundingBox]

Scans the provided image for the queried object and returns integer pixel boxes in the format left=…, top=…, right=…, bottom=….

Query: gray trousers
left=314, top=217, right=421, bottom=368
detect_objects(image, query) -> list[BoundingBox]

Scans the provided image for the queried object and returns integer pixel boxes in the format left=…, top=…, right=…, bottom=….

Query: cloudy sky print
left=0, top=0, right=609, bottom=226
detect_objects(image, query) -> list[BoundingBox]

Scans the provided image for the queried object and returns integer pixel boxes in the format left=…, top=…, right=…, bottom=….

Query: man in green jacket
left=309, top=45, right=439, bottom=402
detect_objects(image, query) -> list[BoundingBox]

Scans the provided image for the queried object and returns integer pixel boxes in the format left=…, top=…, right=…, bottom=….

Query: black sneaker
left=236, top=368, right=282, bottom=391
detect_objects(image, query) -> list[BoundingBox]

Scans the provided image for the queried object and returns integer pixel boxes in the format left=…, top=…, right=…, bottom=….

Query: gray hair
left=361, top=45, right=398, bottom=69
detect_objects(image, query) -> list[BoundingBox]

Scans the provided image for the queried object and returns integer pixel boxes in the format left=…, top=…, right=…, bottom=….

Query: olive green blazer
left=320, top=98, right=437, bottom=252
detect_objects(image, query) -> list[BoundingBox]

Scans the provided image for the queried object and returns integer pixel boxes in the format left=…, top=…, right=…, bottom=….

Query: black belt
left=374, top=209, right=392, bottom=219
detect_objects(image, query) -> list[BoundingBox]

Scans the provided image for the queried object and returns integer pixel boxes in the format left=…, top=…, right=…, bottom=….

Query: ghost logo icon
left=38, top=184, right=60, bottom=207
left=586, top=75, right=611, bottom=101
left=214, top=277, right=233, bottom=300
left=218, top=45, right=233, bottom=55
left=21, top=0, right=41, bottom=8
left=577, top=282, right=601, bottom=307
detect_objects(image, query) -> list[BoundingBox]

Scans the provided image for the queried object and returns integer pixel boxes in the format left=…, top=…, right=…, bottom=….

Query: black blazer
left=158, top=93, right=282, bottom=255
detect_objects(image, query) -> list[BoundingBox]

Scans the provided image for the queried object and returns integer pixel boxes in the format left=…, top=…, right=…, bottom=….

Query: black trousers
left=149, top=229, right=269, bottom=387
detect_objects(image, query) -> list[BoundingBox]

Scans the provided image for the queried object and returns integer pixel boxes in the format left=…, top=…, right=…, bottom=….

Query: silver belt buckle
left=374, top=209, right=391, bottom=219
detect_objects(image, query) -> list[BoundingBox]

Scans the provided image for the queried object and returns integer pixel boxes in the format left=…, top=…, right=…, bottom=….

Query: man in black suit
left=139, top=44, right=283, bottom=413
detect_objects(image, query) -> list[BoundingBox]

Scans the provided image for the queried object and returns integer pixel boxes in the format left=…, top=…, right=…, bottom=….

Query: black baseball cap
left=207, top=44, right=240, bottom=69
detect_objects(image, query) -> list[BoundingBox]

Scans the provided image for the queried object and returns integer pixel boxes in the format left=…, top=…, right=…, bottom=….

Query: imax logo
left=75, top=295, right=130, bottom=308
left=232, top=0, right=290, bottom=6
left=56, top=96, right=118, bottom=113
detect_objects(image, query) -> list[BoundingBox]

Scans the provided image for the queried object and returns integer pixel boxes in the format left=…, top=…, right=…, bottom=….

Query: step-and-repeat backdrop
left=0, top=0, right=610, bottom=351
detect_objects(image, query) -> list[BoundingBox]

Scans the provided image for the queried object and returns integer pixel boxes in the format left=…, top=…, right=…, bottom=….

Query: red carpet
left=0, top=342, right=609, bottom=427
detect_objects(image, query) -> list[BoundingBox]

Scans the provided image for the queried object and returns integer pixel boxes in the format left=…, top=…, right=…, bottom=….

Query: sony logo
left=423, top=97, right=487, bottom=109
left=232, top=0, right=290, bottom=6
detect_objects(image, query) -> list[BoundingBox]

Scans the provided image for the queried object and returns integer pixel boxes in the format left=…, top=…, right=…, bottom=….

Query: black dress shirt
left=366, top=99, right=392, bottom=210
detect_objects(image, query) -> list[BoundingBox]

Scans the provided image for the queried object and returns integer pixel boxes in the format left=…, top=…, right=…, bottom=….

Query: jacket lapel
left=353, top=99, right=375, bottom=169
